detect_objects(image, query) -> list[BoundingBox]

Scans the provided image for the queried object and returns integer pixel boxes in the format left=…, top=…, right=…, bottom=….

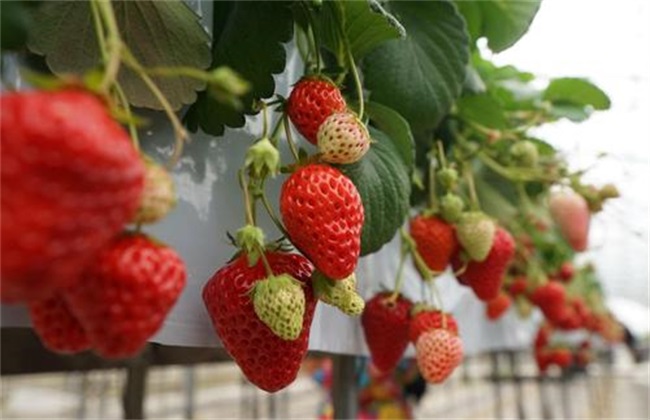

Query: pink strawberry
left=317, top=111, right=370, bottom=164
left=409, top=215, right=458, bottom=272
left=287, top=77, right=346, bottom=144
left=202, top=252, right=317, bottom=393
left=65, top=233, right=186, bottom=359
left=452, top=227, right=515, bottom=301
left=549, top=190, right=590, bottom=251
left=28, top=294, right=91, bottom=354
left=280, top=164, right=364, bottom=280
left=1, top=90, right=145, bottom=303
left=361, top=292, right=412, bottom=372
left=415, top=329, right=463, bottom=384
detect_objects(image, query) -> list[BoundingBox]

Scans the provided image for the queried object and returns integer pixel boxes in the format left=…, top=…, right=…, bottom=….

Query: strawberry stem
left=346, top=45, right=364, bottom=120
left=428, top=148, right=438, bottom=212
left=437, top=141, right=448, bottom=169
left=464, top=164, right=480, bottom=211
left=390, top=239, right=409, bottom=302
left=94, top=0, right=122, bottom=94
left=260, top=192, right=288, bottom=237
left=261, top=102, right=269, bottom=139
left=238, top=169, right=256, bottom=226
left=282, top=114, right=301, bottom=162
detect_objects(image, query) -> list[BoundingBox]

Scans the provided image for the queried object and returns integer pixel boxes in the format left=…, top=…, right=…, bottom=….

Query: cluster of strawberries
left=1, top=90, right=186, bottom=358
left=362, top=295, right=463, bottom=384
left=201, top=77, right=371, bottom=392
left=533, top=323, right=595, bottom=373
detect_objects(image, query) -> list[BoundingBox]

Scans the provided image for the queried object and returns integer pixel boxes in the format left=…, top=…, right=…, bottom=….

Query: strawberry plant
left=1, top=0, right=624, bottom=390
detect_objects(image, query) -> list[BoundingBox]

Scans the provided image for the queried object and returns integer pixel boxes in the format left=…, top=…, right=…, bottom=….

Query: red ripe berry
left=416, top=329, right=463, bottom=384
left=287, top=77, right=346, bottom=144
left=534, top=324, right=552, bottom=349
left=452, top=227, right=515, bottom=301
left=280, top=164, right=364, bottom=280
left=529, top=282, right=567, bottom=323
left=409, top=307, right=459, bottom=343
left=549, top=347, right=573, bottom=368
left=486, top=292, right=512, bottom=321
left=1, top=90, right=145, bottom=303
left=202, top=252, right=316, bottom=393
left=557, top=261, right=575, bottom=282
left=361, top=292, right=412, bottom=372
left=409, top=215, right=458, bottom=272
left=509, top=276, right=528, bottom=296
left=65, top=233, right=186, bottom=359
left=535, top=349, right=551, bottom=373
left=28, top=294, right=91, bottom=354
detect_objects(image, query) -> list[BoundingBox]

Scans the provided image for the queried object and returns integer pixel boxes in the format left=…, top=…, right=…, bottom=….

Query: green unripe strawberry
left=598, top=183, right=620, bottom=200
left=312, top=271, right=364, bottom=316
left=134, top=156, right=176, bottom=224
left=253, top=274, right=305, bottom=340
left=317, top=111, right=370, bottom=164
left=440, top=193, right=464, bottom=223
left=456, top=212, right=495, bottom=262
left=437, top=168, right=458, bottom=191
left=510, top=141, right=538, bottom=168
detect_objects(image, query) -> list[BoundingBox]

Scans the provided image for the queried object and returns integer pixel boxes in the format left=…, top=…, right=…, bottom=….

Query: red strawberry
left=409, top=306, right=459, bottom=342
left=280, top=164, right=364, bottom=280
left=415, top=329, right=463, bottom=384
left=1, top=90, right=145, bottom=303
left=65, top=233, right=186, bottom=359
left=409, top=215, right=458, bottom=272
left=486, top=292, right=511, bottom=321
left=452, top=227, right=515, bottom=301
left=549, top=190, right=590, bottom=251
left=287, top=77, right=346, bottom=144
left=508, top=276, right=528, bottom=296
left=361, top=292, right=412, bottom=372
left=202, top=252, right=316, bottom=393
left=529, top=282, right=567, bottom=323
left=557, top=261, right=575, bottom=282
left=535, top=349, right=551, bottom=373
left=534, top=324, right=552, bottom=349
left=28, top=294, right=91, bottom=354
left=549, top=347, right=573, bottom=368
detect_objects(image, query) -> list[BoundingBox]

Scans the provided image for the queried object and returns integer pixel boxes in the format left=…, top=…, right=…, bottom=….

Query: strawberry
left=361, top=292, right=412, bottom=372
left=252, top=274, right=306, bottom=340
left=409, top=215, right=458, bottom=272
left=529, top=282, right=567, bottom=323
left=549, top=190, right=590, bottom=251
left=28, top=294, right=91, bottom=354
left=1, top=90, right=145, bottom=302
left=535, top=349, right=551, bottom=373
left=312, top=272, right=365, bottom=316
left=317, top=111, right=370, bottom=164
left=287, top=77, right=346, bottom=144
left=452, top=227, right=515, bottom=301
left=548, top=347, right=573, bottom=368
left=557, top=261, right=575, bottom=282
left=280, top=164, right=364, bottom=280
left=202, top=252, right=316, bottom=392
left=455, top=212, right=495, bottom=262
left=508, top=276, right=528, bottom=296
left=534, top=324, right=551, bottom=349
left=64, top=233, right=186, bottom=359
left=486, top=292, right=511, bottom=321
left=133, top=156, right=176, bottom=224
left=415, top=329, right=463, bottom=384
left=409, top=305, right=459, bottom=343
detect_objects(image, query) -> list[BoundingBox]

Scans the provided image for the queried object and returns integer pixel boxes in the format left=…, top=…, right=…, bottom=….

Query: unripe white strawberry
left=134, top=157, right=176, bottom=224
left=253, top=274, right=306, bottom=340
left=317, top=111, right=370, bottom=164
left=312, top=271, right=364, bottom=316
left=456, top=212, right=495, bottom=262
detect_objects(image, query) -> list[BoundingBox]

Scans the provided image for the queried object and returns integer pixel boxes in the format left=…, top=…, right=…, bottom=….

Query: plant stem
left=283, top=114, right=301, bottom=162
left=260, top=192, right=288, bottom=237
left=94, top=0, right=122, bottom=93
left=346, top=45, right=364, bottom=119
left=257, top=246, right=275, bottom=277
left=437, top=140, right=448, bottom=168
left=114, top=83, right=140, bottom=150
left=390, top=243, right=409, bottom=301
left=464, top=164, right=480, bottom=211
left=429, top=281, right=445, bottom=312
left=428, top=154, right=438, bottom=210
left=261, top=102, right=269, bottom=139
left=238, top=170, right=256, bottom=226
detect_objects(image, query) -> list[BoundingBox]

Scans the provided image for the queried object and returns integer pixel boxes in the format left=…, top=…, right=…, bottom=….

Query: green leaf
left=363, top=0, right=469, bottom=133
left=457, top=93, right=507, bottom=129
left=365, top=102, right=414, bottom=167
left=1, top=1, right=39, bottom=51
left=548, top=104, right=591, bottom=122
left=28, top=0, right=211, bottom=110
left=185, top=1, right=293, bottom=136
left=339, top=127, right=412, bottom=255
left=456, top=0, right=541, bottom=53
left=341, top=0, right=405, bottom=58
left=543, top=78, right=611, bottom=110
